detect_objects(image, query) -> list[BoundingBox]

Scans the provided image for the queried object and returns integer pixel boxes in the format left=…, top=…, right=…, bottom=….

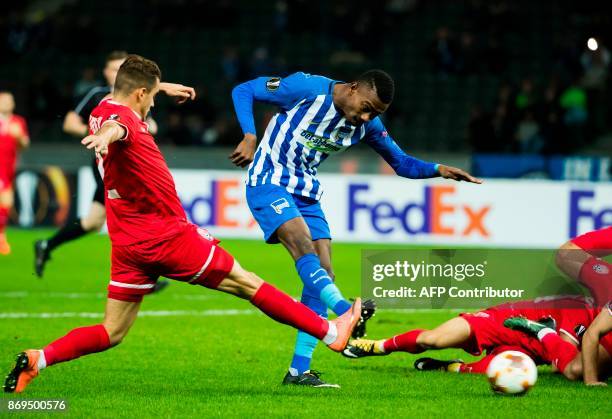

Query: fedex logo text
left=569, top=190, right=612, bottom=238
left=348, top=184, right=490, bottom=237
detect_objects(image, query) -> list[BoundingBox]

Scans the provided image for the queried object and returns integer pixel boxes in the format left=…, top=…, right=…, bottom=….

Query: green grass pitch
left=0, top=229, right=609, bottom=418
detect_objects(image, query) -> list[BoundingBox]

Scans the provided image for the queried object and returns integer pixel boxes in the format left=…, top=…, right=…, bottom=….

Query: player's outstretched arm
left=81, top=122, right=126, bottom=156
left=158, top=82, right=196, bottom=104
left=364, top=119, right=482, bottom=184
left=581, top=307, right=612, bottom=386
left=9, top=120, right=29, bottom=149
left=437, top=165, right=482, bottom=184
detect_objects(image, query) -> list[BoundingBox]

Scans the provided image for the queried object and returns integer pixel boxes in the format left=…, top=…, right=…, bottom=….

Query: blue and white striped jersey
left=232, top=72, right=438, bottom=200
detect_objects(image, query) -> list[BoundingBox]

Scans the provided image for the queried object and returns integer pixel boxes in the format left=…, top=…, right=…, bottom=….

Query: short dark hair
left=114, top=55, right=161, bottom=95
left=106, top=50, right=128, bottom=63
left=356, top=70, right=395, bottom=104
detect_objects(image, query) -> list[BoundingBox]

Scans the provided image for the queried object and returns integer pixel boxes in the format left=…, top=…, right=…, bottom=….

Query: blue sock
left=295, top=253, right=351, bottom=315
left=289, top=288, right=327, bottom=375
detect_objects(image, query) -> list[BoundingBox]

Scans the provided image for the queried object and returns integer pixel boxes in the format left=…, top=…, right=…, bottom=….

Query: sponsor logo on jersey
left=266, top=77, right=281, bottom=92
left=270, top=198, right=290, bottom=214
left=109, top=114, right=120, bottom=121
left=593, top=263, right=609, bottom=274
left=300, top=130, right=342, bottom=153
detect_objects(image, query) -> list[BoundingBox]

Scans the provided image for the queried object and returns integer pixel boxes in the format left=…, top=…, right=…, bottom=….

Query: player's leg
left=3, top=298, right=140, bottom=393
left=213, top=258, right=360, bottom=351
left=0, top=186, right=14, bottom=255
left=34, top=160, right=106, bottom=276
left=556, top=228, right=612, bottom=306
left=344, top=316, right=472, bottom=358
left=246, top=184, right=352, bottom=316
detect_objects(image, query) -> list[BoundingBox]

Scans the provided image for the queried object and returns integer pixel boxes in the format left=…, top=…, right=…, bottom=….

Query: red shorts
left=108, top=224, right=235, bottom=302
left=0, top=167, right=15, bottom=191
left=571, top=227, right=612, bottom=257
left=460, top=310, right=546, bottom=362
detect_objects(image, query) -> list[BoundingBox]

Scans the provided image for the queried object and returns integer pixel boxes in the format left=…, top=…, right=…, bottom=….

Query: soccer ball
left=486, top=350, right=537, bottom=395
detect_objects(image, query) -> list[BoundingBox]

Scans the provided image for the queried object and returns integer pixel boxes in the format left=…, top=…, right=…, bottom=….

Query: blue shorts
left=246, top=184, right=331, bottom=244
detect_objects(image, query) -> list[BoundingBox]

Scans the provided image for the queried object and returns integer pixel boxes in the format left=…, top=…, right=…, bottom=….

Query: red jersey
left=89, top=99, right=188, bottom=246
left=490, top=295, right=598, bottom=344
left=0, top=114, right=28, bottom=173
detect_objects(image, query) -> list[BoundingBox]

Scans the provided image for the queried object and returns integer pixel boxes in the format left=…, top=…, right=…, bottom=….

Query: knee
left=82, top=214, right=105, bottom=232
left=563, top=361, right=582, bottom=381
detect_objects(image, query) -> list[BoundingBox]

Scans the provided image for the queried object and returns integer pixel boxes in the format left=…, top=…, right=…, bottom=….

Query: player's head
left=114, top=55, right=161, bottom=118
left=104, top=50, right=128, bottom=88
left=0, top=91, right=15, bottom=114
left=342, top=70, right=394, bottom=125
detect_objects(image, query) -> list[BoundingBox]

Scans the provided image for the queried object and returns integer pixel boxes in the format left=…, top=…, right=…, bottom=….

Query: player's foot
left=0, top=234, right=10, bottom=255
left=327, top=298, right=361, bottom=352
left=342, top=338, right=387, bottom=358
left=414, top=357, right=464, bottom=372
left=351, top=298, right=376, bottom=339
left=282, top=370, right=340, bottom=388
left=3, top=350, right=40, bottom=393
left=503, top=316, right=557, bottom=337
left=152, top=279, right=170, bottom=294
left=34, top=240, right=51, bottom=277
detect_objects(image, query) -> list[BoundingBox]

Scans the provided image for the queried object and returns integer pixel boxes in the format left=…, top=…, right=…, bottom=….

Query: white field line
left=0, top=308, right=463, bottom=320
left=0, top=291, right=214, bottom=300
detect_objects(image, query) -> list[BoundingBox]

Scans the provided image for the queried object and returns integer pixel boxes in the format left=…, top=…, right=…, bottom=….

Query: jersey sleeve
left=91, top=105, right=132, bottom=142
left=232, top=72, right=333, bottom=136
left=363, top=118, right=439, bottom=179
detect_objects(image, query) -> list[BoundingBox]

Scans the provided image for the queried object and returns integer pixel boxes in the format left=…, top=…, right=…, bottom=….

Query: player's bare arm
left=158, top=82, right=196, bottom=104
left=81, top=122, right=126, bottom=156
left=229, top=133, right=256, bottom=168
left=9, top=121, right=29, bottom=149
left=581, top=308, right=612, bottom=386
left=63, top=111, right=89, bottom=137
left=437, top=165, right=483, bottom=184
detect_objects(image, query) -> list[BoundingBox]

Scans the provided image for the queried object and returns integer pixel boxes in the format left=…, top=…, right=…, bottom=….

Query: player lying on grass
left=555, top=226, right=611, bottom=307
left=342, top=296, right=596, bottom=375
left=230, top=69, right=482, bottom=387
left=0, top=91, right=29, bottom=255
left=3, top=55, right=363, bottom=394
left=504, top=306, right=611, bottom=386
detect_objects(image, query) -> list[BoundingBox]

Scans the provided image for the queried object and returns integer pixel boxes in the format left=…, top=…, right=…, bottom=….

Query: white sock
left=322, top=322, right=338, bottom=345
left=288, top=367, right=299, bottom=377
left=537, top=327, right=556, bottom=341
left=37, top=350, right=47, bottom=370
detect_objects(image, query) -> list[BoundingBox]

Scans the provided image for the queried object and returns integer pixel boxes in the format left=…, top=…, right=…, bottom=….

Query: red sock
left=383, top=329, right=425, bottom=353
left=579, top=257, right=612, bottom=306
left=250, top=282, right=329, bottom=340
left=43, top=324, right=111, bottom=367
left=0, top=206, right=8, bottom=234
left=459, top=354, right=495, bottom=374
left=540, top=332, right=578, bottom=373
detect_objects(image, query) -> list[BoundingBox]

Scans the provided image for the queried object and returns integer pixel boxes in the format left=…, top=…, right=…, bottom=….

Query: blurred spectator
left=515, top=78, right=536, bottom=111
left=429, top=27, right=457, bottom=76
left=468, top=105, right=497, bottom=152
left=456, top=32, right=480, bottom=75
left=221, top=46, right=244, bottom=84
left=515, top=110, right=543, bottom=153
left=559, top=79, right=588, bottom=148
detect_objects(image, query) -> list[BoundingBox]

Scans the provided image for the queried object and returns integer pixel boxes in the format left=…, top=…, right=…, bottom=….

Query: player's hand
left=160, top=82, right=196, bottom=104
left=438, top=165, right=483, bottom=184
left=82, top=134, right=110, bottom=156
left=229, top=134, right=256, bottom=168
left=585, top=381, right=607, bottom=387
left=8, top=122, right=23, bottom=139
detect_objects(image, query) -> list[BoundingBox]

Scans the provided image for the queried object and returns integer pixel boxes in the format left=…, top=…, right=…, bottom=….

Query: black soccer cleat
left=351, top=298, right=376, bottom=339
left=152, top=279, right=170, bottom=294
left=282, top=370, right=340, bottom=388
left=34, top=240, right=51, bottom=278
left=414, top=357, right=464, bottom=372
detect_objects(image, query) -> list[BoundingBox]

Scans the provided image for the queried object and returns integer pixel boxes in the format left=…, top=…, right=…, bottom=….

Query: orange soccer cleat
left=0, top=234, right=10, bottom=255
left=3, top=350, right=41, bottom=393
left=327, top=298, right=362, bottom=352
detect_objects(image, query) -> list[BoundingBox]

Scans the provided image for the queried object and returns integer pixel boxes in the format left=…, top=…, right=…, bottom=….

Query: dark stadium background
left=1, top=0, right=610, bottom=169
